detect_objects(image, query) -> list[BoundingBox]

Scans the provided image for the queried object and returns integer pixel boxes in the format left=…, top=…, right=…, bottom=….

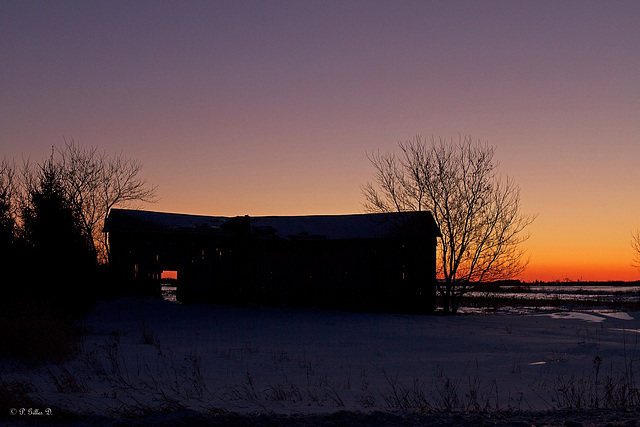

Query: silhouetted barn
left=105, top=209, right=441, bottom=313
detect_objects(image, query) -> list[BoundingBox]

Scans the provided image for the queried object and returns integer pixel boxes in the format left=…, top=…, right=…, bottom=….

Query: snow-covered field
left=3, top=296, right=640, bottom=425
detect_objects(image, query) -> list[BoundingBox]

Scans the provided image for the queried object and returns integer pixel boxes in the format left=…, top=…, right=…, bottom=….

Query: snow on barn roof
left=106, top=209, right=228, bottom=232
left=106, top=209, right=440, bottom=240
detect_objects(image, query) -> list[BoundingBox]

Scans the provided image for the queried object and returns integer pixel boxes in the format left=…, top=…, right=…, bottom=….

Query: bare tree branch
left=0, top=158, right=17, bottom=244
left=632, top=230, right=640, bottom=272
left=55, top=141, right=158, bottom=263
left=363, top=135, right=536, bottom=313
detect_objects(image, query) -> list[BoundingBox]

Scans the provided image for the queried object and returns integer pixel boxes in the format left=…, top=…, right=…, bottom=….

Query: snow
left=106, top=209, right=228, bottom=231
left=3, top=297, right=640, bottom=425
left=597, top=311, right=635, bottom=321
left=107, top=209, right=437, bottom=240
left=250, top=213, right=411, bottom=240
left=545, top=312, right=610, bottom=323
left=542, top=310, right=638, bottom=323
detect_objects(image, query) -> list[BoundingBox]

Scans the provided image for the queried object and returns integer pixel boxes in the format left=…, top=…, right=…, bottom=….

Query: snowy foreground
left=3, top=296, right=640, bottom=425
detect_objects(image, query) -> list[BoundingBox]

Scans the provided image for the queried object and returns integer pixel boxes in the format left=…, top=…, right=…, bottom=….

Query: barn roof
left=105, top=209, right=441, bottom=240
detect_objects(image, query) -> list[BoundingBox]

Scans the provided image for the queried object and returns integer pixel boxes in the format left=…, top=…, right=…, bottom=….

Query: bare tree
left=363, top=135, right=536, bottom=313
left=0, top=158, right=17, bottom=247
left=632, top=230, right=640, bottom=272
left=56, top=141, right=158, bottom=263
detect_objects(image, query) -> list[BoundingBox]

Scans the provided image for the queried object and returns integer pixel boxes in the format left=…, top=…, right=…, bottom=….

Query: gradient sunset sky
left=2, top=0, right=639, bottom=282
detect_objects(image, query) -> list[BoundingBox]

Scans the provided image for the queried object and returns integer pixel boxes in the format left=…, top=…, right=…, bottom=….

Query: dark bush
left=0, top=298, right=81, bottom=364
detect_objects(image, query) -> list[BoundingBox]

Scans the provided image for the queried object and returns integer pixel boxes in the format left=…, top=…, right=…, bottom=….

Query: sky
left=1, top=0, right=639, bottom=282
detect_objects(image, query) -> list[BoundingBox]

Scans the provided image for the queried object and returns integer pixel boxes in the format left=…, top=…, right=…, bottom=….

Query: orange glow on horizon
left=518, top=263, right=639, bottom=283
left=161, top=270, right=178, bottom=280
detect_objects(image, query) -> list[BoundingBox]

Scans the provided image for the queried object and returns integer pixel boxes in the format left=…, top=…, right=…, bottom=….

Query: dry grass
left=0, top=299, right=81, bottom=364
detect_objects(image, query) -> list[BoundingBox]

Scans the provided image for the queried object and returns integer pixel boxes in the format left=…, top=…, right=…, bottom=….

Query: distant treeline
left=478, top=280, right=640, bottom=287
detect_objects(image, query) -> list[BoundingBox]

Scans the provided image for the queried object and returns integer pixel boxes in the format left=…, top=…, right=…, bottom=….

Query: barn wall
left=108, top=220, right=438, bottom=313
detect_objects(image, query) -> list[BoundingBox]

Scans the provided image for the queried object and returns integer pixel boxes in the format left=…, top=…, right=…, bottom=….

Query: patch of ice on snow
left=547, top=312, right=606, bottom=323
left=545, top=310, right=634, bottom=323
left=593, top=311, right=634, bottom=321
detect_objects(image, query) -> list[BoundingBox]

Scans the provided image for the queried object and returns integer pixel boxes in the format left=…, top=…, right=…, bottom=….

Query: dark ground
left=3, top=408, right=640, bottom=427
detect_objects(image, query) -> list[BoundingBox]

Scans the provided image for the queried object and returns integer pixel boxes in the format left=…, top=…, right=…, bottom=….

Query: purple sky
left=2, top=0, right=639, bottom=280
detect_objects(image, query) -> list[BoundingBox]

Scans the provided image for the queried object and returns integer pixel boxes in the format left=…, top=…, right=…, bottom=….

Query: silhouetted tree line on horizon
left=0, top=142, right=157, bottom=316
